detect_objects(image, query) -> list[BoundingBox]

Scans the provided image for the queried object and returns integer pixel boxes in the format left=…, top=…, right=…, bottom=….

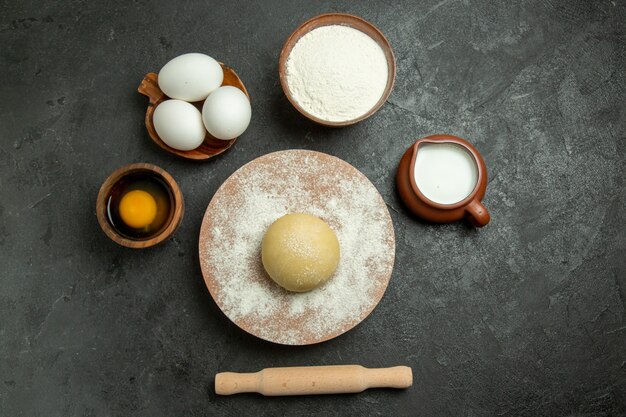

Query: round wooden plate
left=198, top=150, right=396, bottom=345
left=137, top=64, right=249, bottom=160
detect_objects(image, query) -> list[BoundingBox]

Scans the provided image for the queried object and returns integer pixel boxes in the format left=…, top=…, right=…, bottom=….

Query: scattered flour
left=285, top=25, right=389, bottom=122
left=198, top=150, right=395, bottom=345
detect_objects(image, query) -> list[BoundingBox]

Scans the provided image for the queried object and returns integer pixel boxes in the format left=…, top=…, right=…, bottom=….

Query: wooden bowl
left=96, top=163, right=184, bottom=248
left=278, top=13, right=396, bottom=127
left=137, top=64, right=249, bottom=160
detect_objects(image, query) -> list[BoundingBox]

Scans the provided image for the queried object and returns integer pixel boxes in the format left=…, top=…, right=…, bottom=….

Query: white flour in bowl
left=285, top=25, right=389, bottom=122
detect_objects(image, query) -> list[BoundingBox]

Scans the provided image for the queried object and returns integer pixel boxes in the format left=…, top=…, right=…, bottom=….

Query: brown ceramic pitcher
left=396, top=134, right=490, bottom=227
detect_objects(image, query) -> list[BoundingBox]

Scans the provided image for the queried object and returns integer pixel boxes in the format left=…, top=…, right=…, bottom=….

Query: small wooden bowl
left=137, top=64, right=249, bottom=160
left=96, top=163, right=184, bottom=248
left=278, top=13, right=396, bottom=127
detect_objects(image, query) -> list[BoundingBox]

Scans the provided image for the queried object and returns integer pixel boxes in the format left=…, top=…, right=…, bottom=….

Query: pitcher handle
left=466, top=199, right=490, bottom=227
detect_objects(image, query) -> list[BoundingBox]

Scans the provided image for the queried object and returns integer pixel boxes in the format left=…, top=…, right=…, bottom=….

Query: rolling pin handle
left=215, top=372, right=260, bottom=395
left=365, top=366, right=413, bottom=389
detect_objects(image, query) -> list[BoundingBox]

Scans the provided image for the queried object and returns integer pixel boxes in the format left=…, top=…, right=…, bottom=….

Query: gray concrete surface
left=1, top=0, right=625, bottom=415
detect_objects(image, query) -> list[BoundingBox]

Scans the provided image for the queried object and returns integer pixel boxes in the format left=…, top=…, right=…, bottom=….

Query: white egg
left=202, top=86, right=251, bottom=140
left=153, top=99, right=206, bottom=151
left=158, top=53, right=224, bottom=102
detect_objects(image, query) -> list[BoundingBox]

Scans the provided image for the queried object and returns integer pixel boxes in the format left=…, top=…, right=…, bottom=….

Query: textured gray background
left=1, top=0, right=625, bottom=416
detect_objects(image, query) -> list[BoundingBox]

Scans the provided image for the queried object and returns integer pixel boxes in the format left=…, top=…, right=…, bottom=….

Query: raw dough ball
left=262, top=213, right=340, bottom=292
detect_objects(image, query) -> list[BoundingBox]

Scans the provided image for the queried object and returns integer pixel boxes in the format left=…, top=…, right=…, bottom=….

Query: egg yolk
left=118, top=190, right=157, bottom=229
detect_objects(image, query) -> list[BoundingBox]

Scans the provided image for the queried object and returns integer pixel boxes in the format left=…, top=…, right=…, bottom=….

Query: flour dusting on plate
left=199, top=150, right=395, bottom=345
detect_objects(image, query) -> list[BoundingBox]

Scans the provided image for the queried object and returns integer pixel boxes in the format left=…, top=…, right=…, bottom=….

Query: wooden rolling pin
left=215, top=365, right=412, bottom=396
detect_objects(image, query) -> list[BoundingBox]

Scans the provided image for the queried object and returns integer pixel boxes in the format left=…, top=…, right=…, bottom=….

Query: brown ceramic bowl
left=96, top=163, right=184, bottom=248
left=278, top=13, right=396, bottom=127
left=396, top=134, right=490, bottom=227
left=137, top=63, right=249, bottom=160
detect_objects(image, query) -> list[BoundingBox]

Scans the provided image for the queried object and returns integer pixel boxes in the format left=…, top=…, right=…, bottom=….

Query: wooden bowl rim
left=137, top=63, right=249, bottom=161
left=96, top=163, right=184, bottom=248
left=278, top=13, right=396, bottom=127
